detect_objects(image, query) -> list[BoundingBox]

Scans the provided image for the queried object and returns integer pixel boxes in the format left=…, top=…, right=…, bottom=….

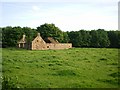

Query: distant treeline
left=1, top=23, right=120, bottom=48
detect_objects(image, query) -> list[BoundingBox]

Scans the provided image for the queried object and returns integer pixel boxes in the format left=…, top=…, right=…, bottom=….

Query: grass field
left=2, top=48, right=119, bottom=88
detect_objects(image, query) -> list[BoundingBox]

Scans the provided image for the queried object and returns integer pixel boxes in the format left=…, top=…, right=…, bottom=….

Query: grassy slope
left=2, top=48, right=119, bottom=88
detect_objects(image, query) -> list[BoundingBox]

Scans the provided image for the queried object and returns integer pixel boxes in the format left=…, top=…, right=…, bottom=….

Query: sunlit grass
left=2, top=48, right=119, bottom=88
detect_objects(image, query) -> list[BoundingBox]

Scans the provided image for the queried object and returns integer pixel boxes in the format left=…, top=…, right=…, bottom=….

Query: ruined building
left=18, top=33, right=72, bottom=50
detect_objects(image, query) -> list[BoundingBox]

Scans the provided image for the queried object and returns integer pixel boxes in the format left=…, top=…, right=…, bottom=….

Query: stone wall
left=31, top=43, right=72, bottom=50
left=46, top=43, right=72, bottom=50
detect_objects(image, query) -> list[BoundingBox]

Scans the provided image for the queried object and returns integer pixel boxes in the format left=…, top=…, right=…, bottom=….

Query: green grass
left=2, top=48, right=119, bottom=88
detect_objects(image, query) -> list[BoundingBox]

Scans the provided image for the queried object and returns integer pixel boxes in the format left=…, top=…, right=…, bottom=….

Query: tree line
left=1, top=23, right=120, bottom=48
left=67, top=29, right=120, bottom=48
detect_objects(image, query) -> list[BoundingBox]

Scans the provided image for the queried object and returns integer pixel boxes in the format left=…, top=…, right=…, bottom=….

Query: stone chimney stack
left=38, top=33, right=40, bottom=36
left=23, top=34, right=25, bottom=41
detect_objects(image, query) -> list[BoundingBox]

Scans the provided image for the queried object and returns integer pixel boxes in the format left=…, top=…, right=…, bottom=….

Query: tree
left=2, top=26, right=22, bottom=47
left=1, top=25, right=119, bottom=48
left=2, top=26, right=37, bottom=48
left=37, top=23, right=63, bottom=42
left=22, top=27, right=37, bottom=43
left=107, top=30, right=120, bottom=48
left=118, top=31, right=120, bottom=48
left=90, top=29, right=110, bottom=48
left=62, top=32, right=70, bottom=43
left=68, top=31, right=82, bottom=47
left=78, top=30, right=91, bottom=47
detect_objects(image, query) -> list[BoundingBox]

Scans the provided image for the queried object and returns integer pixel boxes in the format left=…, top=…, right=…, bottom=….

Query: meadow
left=2, top=48, right=119, bottom=88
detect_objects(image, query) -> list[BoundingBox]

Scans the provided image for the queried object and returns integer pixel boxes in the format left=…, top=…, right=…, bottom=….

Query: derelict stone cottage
left=18, top=33, right=72, bottom=50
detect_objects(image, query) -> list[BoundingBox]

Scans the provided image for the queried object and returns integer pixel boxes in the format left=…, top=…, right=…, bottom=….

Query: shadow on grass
left=51, top=69, right=77, bottom=76
left=109, top=72, right=120, bottom=78
left=2, top=76, right=18, bottom=90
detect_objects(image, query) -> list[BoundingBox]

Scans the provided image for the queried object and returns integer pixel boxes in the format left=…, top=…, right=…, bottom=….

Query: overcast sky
left=0, top=0, right=119, bottom=31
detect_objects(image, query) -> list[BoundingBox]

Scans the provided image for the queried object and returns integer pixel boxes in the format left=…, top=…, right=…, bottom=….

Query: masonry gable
left=31, top=33, right=47, bottom=50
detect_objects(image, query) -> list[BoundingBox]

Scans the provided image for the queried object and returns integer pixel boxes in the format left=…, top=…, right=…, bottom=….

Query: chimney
left=23, top=34, right=25, bottom=41
left=38, top=33, right=40, bottom=36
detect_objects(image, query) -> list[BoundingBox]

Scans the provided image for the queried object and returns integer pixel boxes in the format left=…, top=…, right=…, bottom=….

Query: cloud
left=32, top=6, right=40, bottom=12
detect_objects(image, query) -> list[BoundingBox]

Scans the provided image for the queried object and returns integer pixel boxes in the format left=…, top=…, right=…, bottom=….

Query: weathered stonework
left=18, top=33, right=72, bottom=50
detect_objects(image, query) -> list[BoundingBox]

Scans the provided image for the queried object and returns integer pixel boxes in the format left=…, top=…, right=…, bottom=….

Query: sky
left=0, top=0, right=119, bottom=31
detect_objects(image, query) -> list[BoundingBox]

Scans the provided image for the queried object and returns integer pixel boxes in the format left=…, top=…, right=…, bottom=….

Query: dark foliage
left=1, top=24, right=120, bottom=48
left=2, top=26, right=37, bottom=48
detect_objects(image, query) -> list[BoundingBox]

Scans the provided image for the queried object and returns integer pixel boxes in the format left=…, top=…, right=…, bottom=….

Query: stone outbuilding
left=18, top=33, right=72, bottom=50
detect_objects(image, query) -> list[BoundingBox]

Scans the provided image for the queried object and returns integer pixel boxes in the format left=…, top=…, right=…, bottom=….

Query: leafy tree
left=12, top=26, right=24, bottom=40
left=62, top=32, right=70, bottom=43
left=107, top=31, right=120, bottom=48
left=90, top=29, right=110, bottom=48
left=68, top=31, right=82, bottom=47
left=118, top=31, right=120, bottom=48
left=22, top=27, right=37, bottom=43
left=2, top=26, right=20, bottom=47
left=97, top=29, right=110, bottom=47
left=1, top=25, right=119, bottom=48
left=90, top=30, right=99, bottom=47
left=2, top=26, right=37, bottom=47
left=37, top=23, right=63, bottom=42
left=68, top=30, right=91, bottom=47
left=79, top=30, right=91, bottom=47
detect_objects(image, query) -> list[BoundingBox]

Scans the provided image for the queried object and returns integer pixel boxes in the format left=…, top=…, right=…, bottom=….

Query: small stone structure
left=18, top=35, right=27, bottom=48
left=18, top=33, right=72, bottom=50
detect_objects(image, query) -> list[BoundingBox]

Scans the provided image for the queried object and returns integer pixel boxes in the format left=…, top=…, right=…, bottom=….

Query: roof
left=44, top=37, right=59, bottom=43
